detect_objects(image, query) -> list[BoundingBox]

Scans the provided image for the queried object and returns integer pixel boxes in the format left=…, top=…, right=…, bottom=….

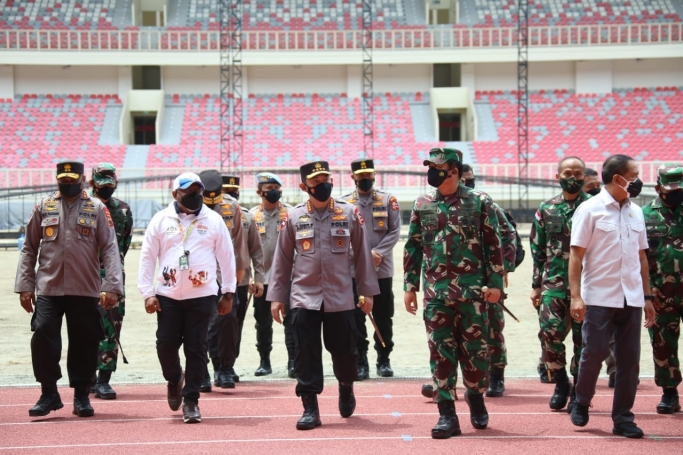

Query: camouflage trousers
left=424, top=297, right=489, bottom=402
left=97, top=296, right=125, bottom=371
left=488, top=300, right=507, bottom=371
left=539, top=294, right=582, bottom=377
left=648, top=293, right=683, bottom=389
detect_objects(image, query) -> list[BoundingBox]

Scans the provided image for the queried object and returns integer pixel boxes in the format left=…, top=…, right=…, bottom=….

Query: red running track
left=0, top=379, right=681, bottom=454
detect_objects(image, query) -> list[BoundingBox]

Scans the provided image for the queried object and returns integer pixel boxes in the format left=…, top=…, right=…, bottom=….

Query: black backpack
left=505, top=210, right=525, bottom=268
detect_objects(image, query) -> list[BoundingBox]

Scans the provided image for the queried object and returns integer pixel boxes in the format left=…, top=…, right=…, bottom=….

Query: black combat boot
left=464, top=391, right=488, bottom=429
left=287, top=359, right=296, bottom=379
left=566, top=376, right=577, bottom=414
left=431, top=400, right=461, bottom=439
left=486, top=368, right=505, bottom=398
left=211, top=357, right=221, bottom=386
left=357, top=351, right=369, bottom=380
left=656, top=388, right=681, bottom=414
left=296, top=394, right=321, bottom=430
left=549, top=368, right=571, bottom=410
left=254, top=357, right=272, bottom=376
left=94, top=370, right=117, bottom=400
left=376, top=353, right=394, bottom=378
left=218, top=367, right=235, bottom=389
left=229, top=367, right=240, bottom=383
left=538, top=364, right=555, bottom=383
left=29, top=384, right=63, bottom=417
left=73, top=384, right=95, bottom=417
left=200, top=368, right=212, bottom=393
left=338, top=382, right=356, bottom=418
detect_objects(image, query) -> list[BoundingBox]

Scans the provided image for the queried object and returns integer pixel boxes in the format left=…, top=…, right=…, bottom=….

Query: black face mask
left=308, top=182, right=333, bottom=202
left=95, top=186, right=115, bottom=201
left=263, top=189, right=282, bottom=204
left=661, top=190, right=683, bottom=207
left=427, top=167, right=450, bottom=188
left=559, top=177, right=584, bottom=195
left=586, top=187, right=601, bottom=196
left=180, top=192, right=203, bottom=212
left=356, top=178, right=374, bottom=192
left=464, top=179, right=476, bottom=189
left=59, top=182, right=82, bottom=198
left=227, top=191, right=240, bottom=201
left=627, top=178, right=643, bottom=198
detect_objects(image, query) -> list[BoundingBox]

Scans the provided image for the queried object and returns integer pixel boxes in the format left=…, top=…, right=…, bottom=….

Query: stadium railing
left=1, top=23, right=681, bottom=51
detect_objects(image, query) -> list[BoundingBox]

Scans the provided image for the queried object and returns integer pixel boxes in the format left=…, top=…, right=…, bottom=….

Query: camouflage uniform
left=97, top=196, right=133, bottom=371
left=644, top=167, right=683, bottom=390
left=404, top=182, right=504, bottom=402
left=530, top=192, right=590, bottom=377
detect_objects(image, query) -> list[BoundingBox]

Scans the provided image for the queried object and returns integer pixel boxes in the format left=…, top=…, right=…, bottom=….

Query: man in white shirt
left=568, top=154, right=655, bottom=438
left=138, top=172, right=236, bottom=424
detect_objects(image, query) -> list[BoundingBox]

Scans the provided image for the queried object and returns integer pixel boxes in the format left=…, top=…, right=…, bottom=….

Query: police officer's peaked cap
left=56, top=160, right=84, bottom=179
left=300, top=161, right=331, bottom=183
left=256, top=172, right=283, bottom=187
left=657, top=163, right=683, bottom=191
left=222, top=175, right=241, bottom=189
left=350, top=158, right=375, bottom=174
left=423, top=148, right=462, bottom=166
left=198, top=170, right=222, bottom=194
left=92, top=162, right=116, bottom=186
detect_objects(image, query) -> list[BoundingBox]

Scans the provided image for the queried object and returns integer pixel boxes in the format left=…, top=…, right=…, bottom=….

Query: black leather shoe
left=549, top=369, right=570, bottom=410
left=486, top=369, right=505, bottom=398
left=376, top=354, right=394, bottom=377
left=199, top=372, right=212, bottom=393
left=29, top=392, right=63, bottom=417
left=613, top=421, right=644, bottom=439
left=167, top=372, right=184, bottom=411
left=656, top=389, right=681, bottom=414
left=338, top=383, right=356, bottom=418
left=357, top=352, right=369, bottom=381
left=608, top=372, right=615, bottom=388
left=566, top=380, right=577, bottom=414
left=464, top=391, right=488, bottom=429
left=211, top=358, right=220, bottom=386
left=254, top=359, right=272, bottom=376
left=230, top=368, right=240, bottom=383
left=218, top=369, right=236, bottom=389
left=296, top=394, right=321, bottom=430
left=421, top=383, right=434, bottom=399
left=570, top=402, right=590, bottom=427
left=182, top=401, right=202, bottom=424
left=287, top=360, right=296, bottom=379
left=94, top=370, right=117, bottom=399
left=73, top=396, right=95, bottom=417
left=431, top=400, right=461, bottom=439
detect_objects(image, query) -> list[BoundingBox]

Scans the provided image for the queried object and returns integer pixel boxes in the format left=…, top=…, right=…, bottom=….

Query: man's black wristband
left=644, top=295, right=654, bottom=301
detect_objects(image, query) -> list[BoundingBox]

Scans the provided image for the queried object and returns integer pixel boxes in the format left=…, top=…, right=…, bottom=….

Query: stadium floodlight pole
left=517, top=0, right=530, bottom=212
left=362, top=0, right=373, bottom=159
left=219, top=0, right=231, bottom=173
left=230, top=0, right=244, bottom=174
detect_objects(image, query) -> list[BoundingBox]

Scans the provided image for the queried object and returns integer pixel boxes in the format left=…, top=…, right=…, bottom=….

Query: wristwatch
left=644, top=295, right=655, bottom=302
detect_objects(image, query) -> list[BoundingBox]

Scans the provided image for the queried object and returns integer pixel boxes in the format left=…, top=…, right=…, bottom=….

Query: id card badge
left=179, top=254, right=189, bottom=271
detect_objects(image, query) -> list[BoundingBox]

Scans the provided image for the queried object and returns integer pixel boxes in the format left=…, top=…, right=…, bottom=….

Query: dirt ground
left=0, top=229, right=657, bottom=387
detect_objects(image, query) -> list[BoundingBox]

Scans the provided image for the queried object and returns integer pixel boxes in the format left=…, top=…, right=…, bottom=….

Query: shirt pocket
left=628, top=222, right=645, bottom=250
left=295, top=228, right=315, bottom=255
left=419, top=210, right=438, bottom=246
left=459, top=215, right=481, bottom=244
left=594, top=220, right=619, bottom=260
left=76, top=218, right=97, bottom=241
left=373, top=216, right=388, bottom=231
left=331, top=228, right=350, bottom=253
left=41, top=217, right=59, bottom=242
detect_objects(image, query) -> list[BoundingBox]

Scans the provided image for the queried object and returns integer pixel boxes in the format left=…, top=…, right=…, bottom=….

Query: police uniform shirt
left=249, top=201, right=291, bottom=285
left=267, top=198, right=380, bottom=311
left=340, top=189, right=401, bottom=279
left=238, top=205, right=265, bottom=287
left=15, top=190, right=123, bottom=297
left=212, top=194, right=250, bottom=271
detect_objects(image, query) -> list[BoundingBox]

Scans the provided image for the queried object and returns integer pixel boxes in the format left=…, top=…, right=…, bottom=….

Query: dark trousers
left=353, top=277, right=395, bottom=358
left=253, top=284, right=295, bottom=362
left=31, top=295, right=103, bottom=388
left=156, top=294, right=214, bottom=403
left=207, top=292, right=240, bottom=368
left=575, top=304, right=642, bottom=425
left=292, top=305, right=358, bottom=396
left=234, top=285, right=250, bottom=360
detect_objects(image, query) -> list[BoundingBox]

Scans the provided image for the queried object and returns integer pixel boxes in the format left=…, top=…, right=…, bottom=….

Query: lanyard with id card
left=177, top=219, right=199, bottom=271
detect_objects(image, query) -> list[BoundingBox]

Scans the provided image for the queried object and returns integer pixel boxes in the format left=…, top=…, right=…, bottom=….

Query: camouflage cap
left=423, top=148, right=463, bottom=166
left=658, top=163, right=683, bottom=191
left=92, top=162, right=116, bottom=186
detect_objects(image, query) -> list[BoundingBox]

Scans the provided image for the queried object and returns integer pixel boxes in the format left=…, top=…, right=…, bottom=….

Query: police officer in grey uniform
left=250, top=172, right=296, bottom=377
left=341, top=158, right=401, bottom=379
left=15, top=160, right=123, bottom=418
left=221, top=175, right=266, bottom=381
left=200, top=170, right=249, bottom=390
left=268, top=160, right=380, bottom=430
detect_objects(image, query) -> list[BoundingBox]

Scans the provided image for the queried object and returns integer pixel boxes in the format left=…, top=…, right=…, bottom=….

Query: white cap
left=173, top=172, right=204, bottom=190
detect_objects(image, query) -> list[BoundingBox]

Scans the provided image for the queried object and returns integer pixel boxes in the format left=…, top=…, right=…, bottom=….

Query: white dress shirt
left=138, top=202, right=237, bottom=301
left=570, top=188, right=648, bottom=308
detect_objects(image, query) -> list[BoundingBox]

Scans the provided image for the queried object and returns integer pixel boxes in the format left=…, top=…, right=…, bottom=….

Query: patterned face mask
left=559, top=177, right=584, bottom=194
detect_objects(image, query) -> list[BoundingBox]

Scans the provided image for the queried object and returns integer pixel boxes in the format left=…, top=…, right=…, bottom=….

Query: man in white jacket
left=138, top=172, right=237, bottom=424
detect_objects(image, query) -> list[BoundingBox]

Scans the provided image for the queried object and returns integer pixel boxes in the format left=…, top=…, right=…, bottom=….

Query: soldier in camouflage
left=404, top=148, right=504, bottom=439
left=89, top=163, right=133, bottom=400
left=643, top=163, right=683, bottom=415
left=530, top=156, right=590, bottom=412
